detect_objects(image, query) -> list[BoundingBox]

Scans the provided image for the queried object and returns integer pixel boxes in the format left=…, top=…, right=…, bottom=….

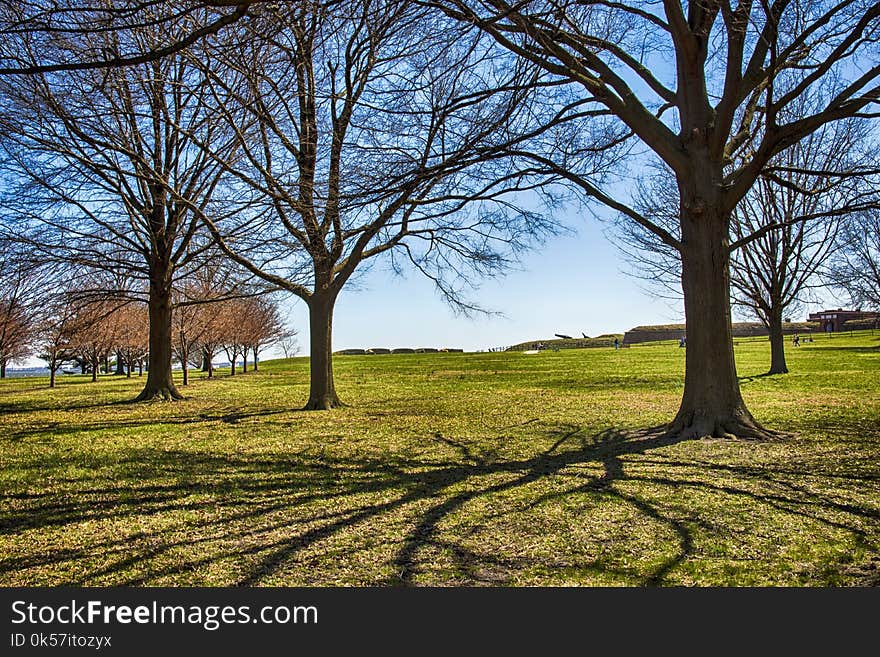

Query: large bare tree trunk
left=669, top=200, right=768, bottom=440
left=1, top=360, right=7, bottom=378
left=135, top=277, right=182, bottom=401
left=766, top=306, right=788, bottom=375
left=49, top=356, right=56, bottom=388
left=304, top=291, right=343, bottom=410
left=252, top=346, right=259, bottom=372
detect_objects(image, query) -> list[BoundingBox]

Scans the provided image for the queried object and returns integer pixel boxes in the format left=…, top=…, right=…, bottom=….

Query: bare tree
left=115, top=303, right=150, bottom=378
left=193, top=288, right=238, bottom=380
left=34, top=295, right=80, bottom=388
left=438, top=0, right=880, bottom=438
left=239, top=295, right=289, bottom=372
left=828, top=210, right=880, bottom=311
left=171, top=262, right=257, bottom=383
left=0, top=1, right=258, bottom=75
left=0, top=254, right=38, bottom=378
left=68, top=299, right=120, bottom=382
left=191, top=1, right=567, bottom=409
left=729, top=119, right=876, bottom=373
left=0, top=17, right=240, bottom=401
left=278, top=334, right=301, bottom=359
left=220, top=298, right=247, bottom=376
left=171, top=288, right=212, bottom=386
left=619, top=115, right=878, bottom=375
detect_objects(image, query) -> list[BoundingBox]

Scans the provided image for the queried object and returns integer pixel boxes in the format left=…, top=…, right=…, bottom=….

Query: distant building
left=807, top=309, right=880, bottom=333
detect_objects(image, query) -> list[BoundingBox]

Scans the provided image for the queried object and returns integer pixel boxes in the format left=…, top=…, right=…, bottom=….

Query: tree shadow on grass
left=1, top=424, right=877, bottom=586
left=2, top=407, right=291, bottom=441
left=803, top=345, right=880, bottom=354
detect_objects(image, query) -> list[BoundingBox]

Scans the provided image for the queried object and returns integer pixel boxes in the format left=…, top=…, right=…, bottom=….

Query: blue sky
left=275, top=210, right=847, bottom=358
left=281, top=212, right=683, bottom=356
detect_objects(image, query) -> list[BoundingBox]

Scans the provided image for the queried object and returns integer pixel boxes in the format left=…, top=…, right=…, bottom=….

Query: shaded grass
left=0, top=332, right=878, bottom=586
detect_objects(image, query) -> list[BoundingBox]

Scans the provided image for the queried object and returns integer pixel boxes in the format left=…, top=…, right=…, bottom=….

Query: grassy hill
left=1, top=331, right=877, bottom=586
left=506, top=334, right=624, bottom=350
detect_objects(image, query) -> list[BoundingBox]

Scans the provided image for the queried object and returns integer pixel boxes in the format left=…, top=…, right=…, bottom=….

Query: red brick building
left=807, top=309, right=880, bottom=332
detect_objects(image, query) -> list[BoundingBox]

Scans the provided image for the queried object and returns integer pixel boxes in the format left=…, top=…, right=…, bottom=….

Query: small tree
left=0, top=258, right=36, bottom=377
left=171, top=262, right=261, bottom=384
left=0, top=291, right=32, bottom=378
left=278, top=334, right=301, bottom=359
left=220, top=299, right=247, bottom=377
left=34, top=292, right=82, bottom=388
left=172, top=297, right=206, bottom=386
left=69, top=300, right=120, bottom=383
left=239, top=296, right=289, bottom=372
left=115, top=304, right=150, bottom=378
left=198, top=300, right=233, bottom=380
left=828, top=211, right=880, bottom=311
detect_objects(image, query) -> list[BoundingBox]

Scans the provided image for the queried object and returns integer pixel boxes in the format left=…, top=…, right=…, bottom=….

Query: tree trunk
left=49, top=355, right=56, bottom=388
left=252, top=346, right=259, bottom=372
left=229, top=350, right=236, bottom=376
left=115, top=351, right=125, bottom=375
left=242, top=350, right=248, bottom=373
left=91, top=354, right=98, bottom=382
left=669, top=199, right=769, bottom=440
left=126, top=357, right=133, bottom=378
left=138, top=359, right=143, bottom=376
left=766, top=306, right=788, bottom=375
left=1, top=359, right=7, bottom=378
left=202, top=347, right=210, bottom=371
left=304, top=291, right=343, bottom=410
left=135, top=278, right=183, bottom=401
left=181, top=345, right=189, bottom=386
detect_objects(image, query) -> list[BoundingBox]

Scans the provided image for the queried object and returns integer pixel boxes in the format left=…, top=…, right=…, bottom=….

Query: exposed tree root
left=134, top=386, right=184, bottom=402
left=302, top=394, right=345, bottom=411
left=666, top=408, right=782, bottom=441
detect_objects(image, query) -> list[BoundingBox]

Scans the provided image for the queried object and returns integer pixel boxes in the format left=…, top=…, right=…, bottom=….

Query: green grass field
left=1, top=332, right=878, bottom=586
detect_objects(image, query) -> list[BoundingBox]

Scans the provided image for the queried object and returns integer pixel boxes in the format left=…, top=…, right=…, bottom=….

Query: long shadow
left=738, top=372, right=785, bottom=382
left=2, top=408, right=290, bottom=441
left=805, top=345, right=879, bottom=354
left=387, top=426, right=690, bottom=585
left=1, top=426, right=687, bottom=585
left=2, top=423, right=877, bottom=586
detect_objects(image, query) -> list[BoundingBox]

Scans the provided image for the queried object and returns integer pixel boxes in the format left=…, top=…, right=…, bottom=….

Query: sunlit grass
left=1, top=331, right=878, bottom=586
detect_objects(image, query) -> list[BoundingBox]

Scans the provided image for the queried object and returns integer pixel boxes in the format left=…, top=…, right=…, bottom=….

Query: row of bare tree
left=0, top=1, right=878, bottom=440
left=0, top=263, right=294, bottom=388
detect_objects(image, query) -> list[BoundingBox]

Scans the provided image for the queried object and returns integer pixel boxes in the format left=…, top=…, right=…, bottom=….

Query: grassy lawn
left=1, top=332, right=878, bottom=586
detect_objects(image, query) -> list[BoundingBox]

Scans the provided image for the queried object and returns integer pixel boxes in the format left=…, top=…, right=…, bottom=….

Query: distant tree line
left=0, top=261, right=294, bottom=386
